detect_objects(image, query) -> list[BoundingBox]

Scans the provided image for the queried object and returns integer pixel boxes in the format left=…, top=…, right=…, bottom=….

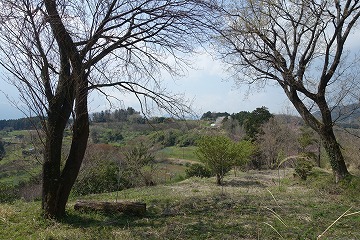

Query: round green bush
left=72, top=161, right=124, bottom=196
left=295, top=158, right=314, bottom=180
left=185, top=163, right=212, bottom=178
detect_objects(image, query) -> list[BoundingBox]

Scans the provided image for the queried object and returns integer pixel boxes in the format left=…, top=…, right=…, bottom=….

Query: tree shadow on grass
left=223, top=179, right=268, bottom=188
left=60, top=205, right=168, bottom=230
left=61, top=211, right=148, bottom=228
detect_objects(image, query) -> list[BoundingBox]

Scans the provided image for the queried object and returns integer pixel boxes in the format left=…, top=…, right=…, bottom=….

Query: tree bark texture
left=42, top=78, right=89, bottom=218
left=319, top=127, right=349, bottom=183
left=216, top=174, right=222, bottom=185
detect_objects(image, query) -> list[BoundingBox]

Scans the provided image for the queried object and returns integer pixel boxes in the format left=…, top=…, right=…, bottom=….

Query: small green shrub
left=72, top=161, right=123, bottom=196
left=176, top=133, right=199, bottom=147
left=0, top=140, right=6, bottom=160
left=0, top=183, right=18, bottom=203
left=186, top=163, right=212, bottom=178
left=172, top=174, right=186, bottom=183
left=196, top=135, right=252, bottom=185
left=150, top=129, right=182, bottom=147
left=103, top=129, right=123, bottom=143
left=123, top=142, right=157, bottom=186
left=295, top=158, right=314, bottom=180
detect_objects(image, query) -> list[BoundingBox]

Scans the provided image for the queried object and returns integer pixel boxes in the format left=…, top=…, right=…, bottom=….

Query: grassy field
left=0, top=130, right=42, bottom=187
left=1, top=128, right=359, bottom=239
left=156, top=146, right=199, bottom=162
left=1, top=168, right=359, bottom=239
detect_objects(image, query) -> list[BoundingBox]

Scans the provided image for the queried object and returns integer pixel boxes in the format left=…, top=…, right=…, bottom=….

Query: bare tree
left=213, top=0, right=360, bottom=182
left=0, top=0, right=210, bottom=218
left=257, top=116, right=299, bottom=169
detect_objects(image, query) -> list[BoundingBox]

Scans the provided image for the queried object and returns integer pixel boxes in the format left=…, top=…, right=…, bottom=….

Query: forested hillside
left=0, top=117, right=42, bottom=131
left=1, top=107, right=359, bottom=201
left=313, top=103, right=360, bottom=128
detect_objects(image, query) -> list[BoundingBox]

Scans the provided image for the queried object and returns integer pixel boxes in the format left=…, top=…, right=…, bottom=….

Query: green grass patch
left=0, top=153, right=42, bottom=187
left=156, top=146, right=198, bottom=162
left=155, top=162, right=186, bottom=183
left=1, top=169, right=359, bottom=239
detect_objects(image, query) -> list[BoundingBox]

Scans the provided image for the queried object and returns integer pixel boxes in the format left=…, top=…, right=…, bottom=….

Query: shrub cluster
left=185, top=163, right=212, bottom=178
left=72, top=142, right=157, bottom=196
left=0, top=176, right=41, bottom=202
left=150, top=129, right=200, bottom=147
left=295, top=158, right=314, bottom=180
left=0, top=183, right=18, bottom=203
left=72, top=160, right=123, bottom=196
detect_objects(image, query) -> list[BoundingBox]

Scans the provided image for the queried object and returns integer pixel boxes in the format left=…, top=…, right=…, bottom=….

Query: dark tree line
left=200, top=111, right=230, bottom=121
left=91, top=107, right=144, bottom=123
left=231, top=107, right=273, bottom=140
left=202, top=107, right=273, bottom=140
left=0, top=117, right=42, bottom=131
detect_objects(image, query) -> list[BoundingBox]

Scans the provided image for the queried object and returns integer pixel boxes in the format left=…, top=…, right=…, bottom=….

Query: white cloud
left=86, top=50, right=296, bottom=117
left=162, top=51, right=295, bottom=116
left=0, top=49, right=296, bottom=120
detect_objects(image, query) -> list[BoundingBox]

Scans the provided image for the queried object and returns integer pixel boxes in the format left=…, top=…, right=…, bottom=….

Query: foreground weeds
left=1, top=169, right=359, bottom=239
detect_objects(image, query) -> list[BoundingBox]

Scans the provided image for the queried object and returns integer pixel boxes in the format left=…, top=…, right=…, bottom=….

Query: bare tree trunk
left=42, top=94, right=72, bottom=218
left=42, top=68, right=89, bottom=218
left=317, top=141, right=321, bottom=168
left=56, top=83, right=89, bottom=216
left=42, top=126, right=69, bottom=218
left=42, top=139, right=61, bottom=217
left=288, top=91, right=350, bottom=182
left=42, top=93, right=89, bottom=218
left=56, top=125, right=89, bottom=216
left=319, top=128, right=349, bottom=183
left=316, top=100, right=350, bottom=182
left=213, top=0, right=359, bottom=183
left=216, top=174, right=222, bottom=185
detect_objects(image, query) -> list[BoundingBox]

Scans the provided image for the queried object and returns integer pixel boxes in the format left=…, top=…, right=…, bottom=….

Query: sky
left=0, top=3, right=359, bottom=121
left=86, top=51, right=295, bottom=119
left=2, top=40, right=360, bottom=120
left=0, top=51, right=303, bottom=120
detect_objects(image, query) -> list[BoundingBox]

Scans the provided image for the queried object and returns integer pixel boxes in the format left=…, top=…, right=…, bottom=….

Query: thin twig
left=344, top=211, right=360, bottom=217
left=264, top=207, right=287, bottom=227
left=263, top=222, right=284, bottom=239
left=317, top=207, right=353, bottom=239
left=266, top=189, right=283, bottom=210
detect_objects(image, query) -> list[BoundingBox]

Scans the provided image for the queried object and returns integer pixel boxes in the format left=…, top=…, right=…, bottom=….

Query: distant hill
left=0, top=117, right=42, bottom=131
left=313, top=103, right=360, bottom=128
left=273, top=114, right=304, bottom=125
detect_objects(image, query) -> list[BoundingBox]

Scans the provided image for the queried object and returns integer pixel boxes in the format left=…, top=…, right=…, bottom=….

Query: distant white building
left=211, top=116, right=226, bottom=127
